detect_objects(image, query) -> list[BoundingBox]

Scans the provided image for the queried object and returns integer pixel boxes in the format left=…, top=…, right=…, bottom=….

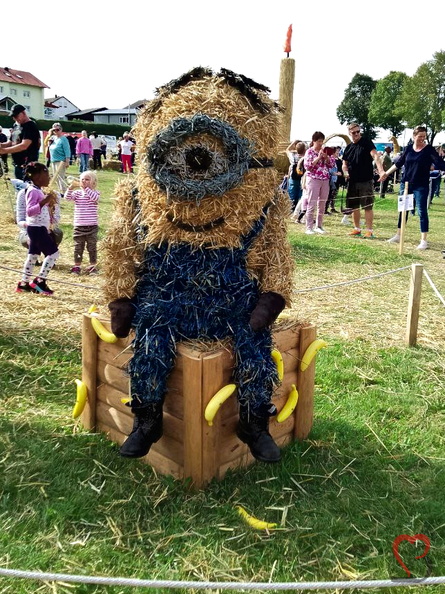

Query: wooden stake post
left=81, top=315, right=318, bottom=488
left=406, top=263, right=423, bottom=347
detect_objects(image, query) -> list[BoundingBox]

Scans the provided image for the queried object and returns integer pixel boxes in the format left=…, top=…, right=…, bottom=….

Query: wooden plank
left=182, top=352, right=204, bottom=487
left=97, top=383, right=131, bottom=412
left=96, top=360, right=130, bottom=395
left=281, top=347, right=300, bottom=373
left=295, top=324, right=316, bottom=440
left=273, top=324, right=301, bottom=352
left=97, top=340, right=133, bottom=368
left=217, top=433, right=293, bottom=480
left=97, top=358, right=185, bottom=420
left=218, top=412, right=294, bottom=465
left=81, top=313, right=98, bottom=430
left=201, top=350, right=227, bottom=486
left=96, top=390, right=183, bottom=439
left=405, top=263, right=423, bottom=347
left=96, top=401, right=184, bottom=465
left=96, top=421, right=183, bottom=480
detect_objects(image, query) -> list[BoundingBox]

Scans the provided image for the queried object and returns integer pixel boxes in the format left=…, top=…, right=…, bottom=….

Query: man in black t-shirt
left=342, top=123, right=385, bottom=239
left=0, top=104, right=41, bottom=179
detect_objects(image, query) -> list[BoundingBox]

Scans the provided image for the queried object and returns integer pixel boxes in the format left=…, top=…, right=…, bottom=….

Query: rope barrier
left=0, top=263, right=414, bottom=295
left=0, top=264, right=100, bottom=290
left=423, top=269, right=445, bottom=307
left=1, top=567, right=445, bottom=590
left=292, top=265, right=412, bottom=294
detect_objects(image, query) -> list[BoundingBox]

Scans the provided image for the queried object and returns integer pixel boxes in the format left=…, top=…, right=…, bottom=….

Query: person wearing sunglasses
left=342, top=123, right=385, bottom=239
left=49, top=123, right=71, bottom=191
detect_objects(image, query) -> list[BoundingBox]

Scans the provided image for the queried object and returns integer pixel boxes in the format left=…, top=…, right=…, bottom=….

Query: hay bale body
left=102, top=159, right=122, bottom=172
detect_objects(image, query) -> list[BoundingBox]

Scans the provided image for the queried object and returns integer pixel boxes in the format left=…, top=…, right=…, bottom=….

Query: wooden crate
left=81, top=314, right=316, bottom=488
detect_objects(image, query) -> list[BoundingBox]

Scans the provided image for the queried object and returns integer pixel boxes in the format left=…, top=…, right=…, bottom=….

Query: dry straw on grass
left=2, top=187, right=445, bottom=352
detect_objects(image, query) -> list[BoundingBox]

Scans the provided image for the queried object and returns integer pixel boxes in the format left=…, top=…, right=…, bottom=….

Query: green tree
left=337, top=73, right=378, bottom=139
left=396, top=51, right=445, bottom=144
left=368, top=71, right=408, bottom=138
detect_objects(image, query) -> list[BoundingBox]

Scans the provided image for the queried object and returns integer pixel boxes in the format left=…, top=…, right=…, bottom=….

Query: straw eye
left=147, top=114, right=252, bottom=202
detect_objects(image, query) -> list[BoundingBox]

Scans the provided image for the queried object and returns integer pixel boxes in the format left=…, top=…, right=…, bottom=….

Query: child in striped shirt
left=64, top=170, right=100, bottom=274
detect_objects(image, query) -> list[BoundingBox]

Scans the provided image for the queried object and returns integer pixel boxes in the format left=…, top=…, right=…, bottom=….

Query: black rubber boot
left=236, top=407, right=281, bottom=463
left=120, top=403, right=163, bottom=458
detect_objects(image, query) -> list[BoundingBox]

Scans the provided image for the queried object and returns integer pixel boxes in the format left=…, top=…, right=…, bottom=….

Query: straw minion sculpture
left=103, top=67, right=294, bottom=463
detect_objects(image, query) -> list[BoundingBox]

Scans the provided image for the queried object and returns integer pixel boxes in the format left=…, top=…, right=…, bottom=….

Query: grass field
left=1, top=166, right=445, bottom=593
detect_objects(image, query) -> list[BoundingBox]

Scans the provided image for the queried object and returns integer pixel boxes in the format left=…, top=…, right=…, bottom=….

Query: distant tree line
left=337, top=50, right=445, bottom=144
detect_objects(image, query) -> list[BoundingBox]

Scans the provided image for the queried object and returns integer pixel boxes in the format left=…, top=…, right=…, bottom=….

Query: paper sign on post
left=398, top=193, right=414, bottom=212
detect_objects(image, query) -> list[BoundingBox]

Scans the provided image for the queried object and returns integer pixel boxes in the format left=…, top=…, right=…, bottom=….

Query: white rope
left=423, top=269, right=445, bottom=307
left=293, top=265, right=412, bottom=294
left=0, top=264, right=99, bottom=290
left=1, top=567, right=445, bottom=590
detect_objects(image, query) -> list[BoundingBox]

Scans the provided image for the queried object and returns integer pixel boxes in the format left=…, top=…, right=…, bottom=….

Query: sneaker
left=70, top=266, right=81, bottom=274
left=330, top=208, right=339, bottom=213
left=314, top=226, right=327, bottom=234
left=416, top=240, right=428, bottom=250
left=29, top=278, right=54, bottom=295
left=363, top=230, right=375, bottom=239
left=341, top=215, right=351, bottom=225
left=305, top=229, right=315, bottom=235
left=86, top=265, right=98, bottom=275
left=16, top=281, right=35, bottom=293
left=349, top=229, right=362, bottom=237
left=387, top=235, right=400, bottom=244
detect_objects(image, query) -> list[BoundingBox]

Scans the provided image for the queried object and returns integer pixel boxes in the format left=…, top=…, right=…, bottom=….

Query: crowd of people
left=0, top=102, right=444, bottom=297
left=0, top=105, right=111, bottom=295
left=284, top=123, right=445, bottom=250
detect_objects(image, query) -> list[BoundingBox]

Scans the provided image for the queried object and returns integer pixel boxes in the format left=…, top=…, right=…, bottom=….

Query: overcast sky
left=5, top=0, right=445, bottom=143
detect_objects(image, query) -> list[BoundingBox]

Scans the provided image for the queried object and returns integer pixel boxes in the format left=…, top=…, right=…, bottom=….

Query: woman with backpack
left=285, top=140, right=306, bottom=211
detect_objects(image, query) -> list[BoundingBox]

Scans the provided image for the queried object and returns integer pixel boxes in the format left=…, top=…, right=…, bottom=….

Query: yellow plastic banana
left=300, top=339, right=328, bottom=371
left=204, top=384, right=236, bottom=426
left=73, top=379, right=88, bottom=419
left=277, top=384, right=299, bottom=423
left=90, top=313, right=118, bottom=343
left=271, top=348, right=284, bottom=381
left=235, top=505, right=277, bottom=530
left=88, top=304, right=98, bottom=314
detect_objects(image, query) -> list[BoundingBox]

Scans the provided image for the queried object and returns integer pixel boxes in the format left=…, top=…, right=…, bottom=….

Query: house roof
left=0, top=66, right=48, bottom=88
left=67, top=107, right=108, bottom=117
left=123, top=100, right=147, bottom=109
left=46, top=96, right=79, bottom=109
left=94, top=108, right=137, bottom=115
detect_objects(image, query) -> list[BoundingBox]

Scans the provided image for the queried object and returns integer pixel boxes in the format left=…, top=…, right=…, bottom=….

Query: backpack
left=289, top=156, right=305, bottom=180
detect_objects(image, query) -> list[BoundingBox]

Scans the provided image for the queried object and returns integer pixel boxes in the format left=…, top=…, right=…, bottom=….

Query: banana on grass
left=236, top=505, right=277, bottom=530
left=300, top=339, right=328, bottom=371
left=271, top=348, right=284, bottom=381
left=204, top=384, right=236, bottom=426
left=88, top=304, right=118, bottom=344
left=73, top=379, right=88, bottom=419
left=277, top=383, right=299, bottom=423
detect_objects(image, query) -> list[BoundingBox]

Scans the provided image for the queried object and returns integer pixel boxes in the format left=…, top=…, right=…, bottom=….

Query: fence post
left=405, top=263, right=423, bottom=346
